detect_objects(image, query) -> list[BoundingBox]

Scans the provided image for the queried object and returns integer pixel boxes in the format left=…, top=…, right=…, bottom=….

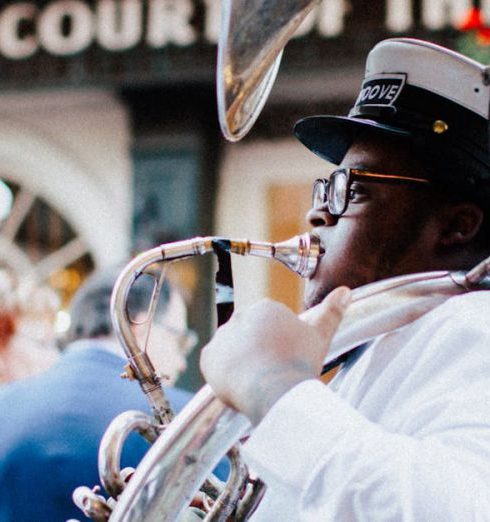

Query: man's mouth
left=308, top=232, right=325, bottom=279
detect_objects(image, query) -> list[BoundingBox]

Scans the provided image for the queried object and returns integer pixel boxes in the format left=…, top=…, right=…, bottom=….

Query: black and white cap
left=294, top=38, right=490, bottom=196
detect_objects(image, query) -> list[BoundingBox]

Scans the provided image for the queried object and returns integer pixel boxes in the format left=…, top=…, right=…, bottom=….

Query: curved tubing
left=109, top=386, right=250, bottom=521
left=98, top=410, right=160, bottom=499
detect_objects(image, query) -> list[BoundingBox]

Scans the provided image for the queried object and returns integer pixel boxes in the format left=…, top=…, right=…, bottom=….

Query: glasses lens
left=329, top=170, right=348, bottom=215
left=312, top=180, right=327, bottom=209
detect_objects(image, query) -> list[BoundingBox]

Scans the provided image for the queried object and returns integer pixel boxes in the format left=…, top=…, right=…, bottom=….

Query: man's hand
left=200, top=287, right=351, bottom=426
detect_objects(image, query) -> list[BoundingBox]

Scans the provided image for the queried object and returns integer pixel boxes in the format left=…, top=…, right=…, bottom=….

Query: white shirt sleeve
left=242, top=294, right=490, bottom=521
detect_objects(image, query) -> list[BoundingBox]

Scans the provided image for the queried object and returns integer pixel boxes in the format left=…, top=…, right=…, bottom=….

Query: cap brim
left=293, top=115, right=412, bottom=165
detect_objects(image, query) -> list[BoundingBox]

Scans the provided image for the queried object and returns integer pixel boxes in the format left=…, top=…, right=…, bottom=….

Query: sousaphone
left=72, top=1, right=490, bottom=521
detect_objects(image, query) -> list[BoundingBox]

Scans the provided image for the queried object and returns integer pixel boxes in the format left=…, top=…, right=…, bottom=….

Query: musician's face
left=304, top=131, right=437, bottom=309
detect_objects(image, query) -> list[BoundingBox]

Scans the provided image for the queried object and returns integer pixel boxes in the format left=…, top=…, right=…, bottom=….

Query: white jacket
left=243, top=291, right=490, bottom=521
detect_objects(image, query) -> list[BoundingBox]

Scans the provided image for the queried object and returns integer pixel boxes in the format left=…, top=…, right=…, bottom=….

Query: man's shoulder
left=435, top=291, right=490, bottom=323
left=405, top=290, right=490, bottom=360
left=373, top=290, right=490, bottom=361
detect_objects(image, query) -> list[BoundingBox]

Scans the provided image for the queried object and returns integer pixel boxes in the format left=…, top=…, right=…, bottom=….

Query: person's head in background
left=65, top=265, right=197, bottom=386
left=17, top=279, right=60, bottom=350
left=0, top=270, right=60, bottom=383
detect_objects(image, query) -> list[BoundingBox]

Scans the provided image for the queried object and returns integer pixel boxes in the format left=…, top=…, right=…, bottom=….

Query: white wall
left=0, top=88, right=132, bottom=269
left=216, top=138, right=328, bottom=308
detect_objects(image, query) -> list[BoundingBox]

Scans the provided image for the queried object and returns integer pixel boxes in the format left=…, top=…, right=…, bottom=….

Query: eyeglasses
left=312, top=167, right=430, bottom=217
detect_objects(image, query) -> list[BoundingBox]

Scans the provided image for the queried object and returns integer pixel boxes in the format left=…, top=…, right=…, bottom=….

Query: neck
left=437, top=246, right=490, bottom=273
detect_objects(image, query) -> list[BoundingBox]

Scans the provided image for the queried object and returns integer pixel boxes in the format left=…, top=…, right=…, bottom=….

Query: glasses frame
left=312, top=167, right=430, bottom=217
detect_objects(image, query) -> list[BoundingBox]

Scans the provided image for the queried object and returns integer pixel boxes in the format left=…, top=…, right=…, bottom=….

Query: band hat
left=294, top=38, right=490, bottom=193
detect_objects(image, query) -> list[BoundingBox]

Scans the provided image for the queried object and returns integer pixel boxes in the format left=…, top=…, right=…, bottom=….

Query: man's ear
left=439, top=203, right=484, bottom=246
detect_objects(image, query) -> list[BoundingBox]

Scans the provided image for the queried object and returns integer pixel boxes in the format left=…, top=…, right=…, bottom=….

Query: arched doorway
left=0, top=178, right=94, bottom=305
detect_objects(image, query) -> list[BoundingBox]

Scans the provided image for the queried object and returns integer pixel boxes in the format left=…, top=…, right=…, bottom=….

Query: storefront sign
left=0, top=0, right=482, bottom=60
left=0, top=0, right=198, bottom=59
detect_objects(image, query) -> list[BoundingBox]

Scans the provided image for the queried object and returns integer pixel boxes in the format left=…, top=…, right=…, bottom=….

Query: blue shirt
left=0, top=342, right=193, bottom=522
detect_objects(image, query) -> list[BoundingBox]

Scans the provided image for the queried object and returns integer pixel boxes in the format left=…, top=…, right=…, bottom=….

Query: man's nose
left=306, top=205, right=338, bottom=227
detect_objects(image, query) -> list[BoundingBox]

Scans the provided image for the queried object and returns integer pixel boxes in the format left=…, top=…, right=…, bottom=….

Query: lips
left=307, top=231, right=326, bottom=279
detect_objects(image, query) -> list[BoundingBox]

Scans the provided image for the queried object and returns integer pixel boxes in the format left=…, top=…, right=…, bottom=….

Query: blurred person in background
left=0, top=270, right=58, bottom=384
left=16, top=277, right=62, bottom=352
left=0, top=264, right=198, bottom=522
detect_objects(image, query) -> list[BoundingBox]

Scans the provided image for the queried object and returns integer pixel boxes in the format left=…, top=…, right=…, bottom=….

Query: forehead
left=340, top=131, right=425, bottom=177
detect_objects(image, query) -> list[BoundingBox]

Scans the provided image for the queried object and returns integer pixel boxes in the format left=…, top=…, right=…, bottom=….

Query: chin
left=303, top=282, right=331, bottom=310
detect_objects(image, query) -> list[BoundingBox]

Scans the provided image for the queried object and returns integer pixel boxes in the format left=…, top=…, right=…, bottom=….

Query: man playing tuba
left=201, top=38, right=490, bottom=519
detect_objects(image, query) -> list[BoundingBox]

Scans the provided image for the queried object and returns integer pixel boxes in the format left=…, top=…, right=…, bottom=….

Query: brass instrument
left=73, top=231, right=490, bottom=521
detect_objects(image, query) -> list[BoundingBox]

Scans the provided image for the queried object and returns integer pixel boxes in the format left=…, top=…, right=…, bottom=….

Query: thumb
left=300, top=286, right=351, bottom=344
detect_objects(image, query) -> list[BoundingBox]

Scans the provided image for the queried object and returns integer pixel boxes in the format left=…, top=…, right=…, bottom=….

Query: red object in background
left=0, top=313, right=15, bottom=349
left=459, top=7, right=490, bottom=46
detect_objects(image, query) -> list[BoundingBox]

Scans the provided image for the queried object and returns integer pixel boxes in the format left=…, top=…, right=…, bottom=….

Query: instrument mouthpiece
left=225, top=233, right=321, bottom=278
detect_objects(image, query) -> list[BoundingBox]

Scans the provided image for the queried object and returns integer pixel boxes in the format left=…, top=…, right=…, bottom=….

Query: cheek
left=304, top=222, right=363, bottom=304
left=325, top=218, right=378, bottom=267
left=307, top=217, right=387, bottom=299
